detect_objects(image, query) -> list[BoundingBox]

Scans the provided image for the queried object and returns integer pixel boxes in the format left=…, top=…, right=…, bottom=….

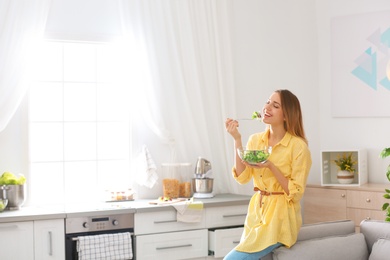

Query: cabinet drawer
left=347, top=190, right=386, bottom=210
left=134, top=208, right=206, bottom=235
left=347, top=208, right=386, bottom=225
left=135, top=229, right=208, bottom=260
left=205, top=205, right=247, bottom=228
left=208, top=227, right=243, bottom=258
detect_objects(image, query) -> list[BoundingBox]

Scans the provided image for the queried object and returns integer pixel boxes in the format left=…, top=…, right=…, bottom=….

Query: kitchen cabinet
left=34, top=219, right=65, bottom=260
left=134, top=196, right=249, bottom=260
left=134, top=207, right=208, bottom=259
left=0, top=221, right=34, bottom=260
left=0, top=219, right=65, bottom=260
left=303, top=184, right=388, bottom=229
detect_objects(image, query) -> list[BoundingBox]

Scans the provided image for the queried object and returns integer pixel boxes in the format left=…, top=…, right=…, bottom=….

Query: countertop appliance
left=193, top=157, right=214, bottom=199
left=65, top=212, right=134, bottom=260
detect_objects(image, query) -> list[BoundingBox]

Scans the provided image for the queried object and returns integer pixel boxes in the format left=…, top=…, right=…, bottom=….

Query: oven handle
left=71, top=233, right=134, bottom=241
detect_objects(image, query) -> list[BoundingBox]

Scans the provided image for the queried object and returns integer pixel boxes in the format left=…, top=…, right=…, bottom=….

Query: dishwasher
left=65, top=213, right=134, bottom=260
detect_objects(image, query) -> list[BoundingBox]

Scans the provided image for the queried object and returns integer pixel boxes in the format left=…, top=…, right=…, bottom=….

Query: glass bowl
left=0, top=199, right=8, bottom=212
left=237, top=147, right=272, bottom=164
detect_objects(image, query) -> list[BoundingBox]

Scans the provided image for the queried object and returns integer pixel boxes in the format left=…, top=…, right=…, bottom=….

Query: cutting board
left=149, top=198, right=190, bottom=205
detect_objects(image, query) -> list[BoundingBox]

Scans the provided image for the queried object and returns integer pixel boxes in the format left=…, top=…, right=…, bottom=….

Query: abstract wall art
left=331, top=11, right=390, bottom=117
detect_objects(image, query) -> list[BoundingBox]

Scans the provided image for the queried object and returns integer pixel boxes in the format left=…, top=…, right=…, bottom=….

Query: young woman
left=224, top=89, right=312, bottom=260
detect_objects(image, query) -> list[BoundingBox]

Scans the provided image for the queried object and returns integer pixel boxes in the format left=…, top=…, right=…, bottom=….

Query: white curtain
left=120, top=0, right=246, bottom=194
left=0, top=0, right=52, bottom=132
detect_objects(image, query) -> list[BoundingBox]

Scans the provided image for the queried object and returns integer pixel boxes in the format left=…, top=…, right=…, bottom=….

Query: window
left=29, top=41, right=133, bottom=205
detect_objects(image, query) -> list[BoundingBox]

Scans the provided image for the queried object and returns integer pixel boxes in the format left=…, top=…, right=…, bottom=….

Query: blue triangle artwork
left=331, top=11, right=390, bottom=117
left=351, top=28, right=390, bottom=91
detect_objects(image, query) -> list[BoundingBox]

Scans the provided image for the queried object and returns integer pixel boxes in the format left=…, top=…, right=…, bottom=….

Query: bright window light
left=29, top=40, right=133, bottom=205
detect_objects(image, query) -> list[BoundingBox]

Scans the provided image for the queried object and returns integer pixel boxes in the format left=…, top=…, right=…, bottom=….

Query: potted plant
left=380, top=147, right=390, bottom=222
left=333, top=153, right=357, bottom=184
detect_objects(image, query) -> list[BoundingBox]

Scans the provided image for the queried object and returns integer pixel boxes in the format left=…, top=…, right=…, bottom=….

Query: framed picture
left=331, top=10, right=390, bottom=117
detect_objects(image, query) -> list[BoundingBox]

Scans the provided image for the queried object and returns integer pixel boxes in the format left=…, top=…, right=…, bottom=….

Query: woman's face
left=262, top=92, right=284, bottom=126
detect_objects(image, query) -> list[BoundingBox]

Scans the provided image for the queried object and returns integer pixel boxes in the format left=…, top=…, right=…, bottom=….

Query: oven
left=65, top=213, right=134, bottom=260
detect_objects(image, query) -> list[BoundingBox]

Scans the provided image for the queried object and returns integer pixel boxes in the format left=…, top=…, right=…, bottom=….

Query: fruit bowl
left=237, top=147, right=272, bottom=164
left=0, top=199, right=8, bottom=212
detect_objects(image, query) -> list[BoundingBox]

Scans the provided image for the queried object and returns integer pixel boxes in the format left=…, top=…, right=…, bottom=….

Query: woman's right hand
left=225, top=118, right=241, bottom=140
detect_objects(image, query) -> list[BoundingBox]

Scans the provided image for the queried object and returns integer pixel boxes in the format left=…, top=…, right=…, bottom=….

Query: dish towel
left=135, top=145, right=158, bottom=188
left=173, top=199, right=204, bottom=223
left=77, top=232, right=133, bottom=260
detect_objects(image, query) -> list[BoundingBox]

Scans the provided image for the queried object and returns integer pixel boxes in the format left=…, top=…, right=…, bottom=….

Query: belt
left=254, top=187, right=284, bottom=208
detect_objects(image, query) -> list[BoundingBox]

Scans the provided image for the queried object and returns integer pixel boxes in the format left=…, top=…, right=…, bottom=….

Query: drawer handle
left=366, top=217, right=371, bottom=220
left=341, top=194, right=346, bottom=198
left=366, top=198, right=371, bottom=203
left=0, top=225, right=18, bottom=230
left=156, top=244, right=192, bottom=250
left=233, top=240, right=240, bottom=244
left=154, top=219, right=177, bottom=224
left=223, top=214, right=247, bottom=218
left=48, top=231, right=53, bottom=256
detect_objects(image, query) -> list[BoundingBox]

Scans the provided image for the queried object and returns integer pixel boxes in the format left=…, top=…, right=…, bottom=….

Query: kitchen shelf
left=321, top=149, right=367, bottom=186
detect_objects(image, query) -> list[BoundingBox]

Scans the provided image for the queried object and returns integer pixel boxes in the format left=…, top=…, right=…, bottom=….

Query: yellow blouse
left=232, top=129, right=312, bottom=253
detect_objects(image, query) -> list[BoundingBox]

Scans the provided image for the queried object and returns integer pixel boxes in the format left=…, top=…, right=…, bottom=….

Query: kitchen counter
left=0, top=193, right=251, bottom=222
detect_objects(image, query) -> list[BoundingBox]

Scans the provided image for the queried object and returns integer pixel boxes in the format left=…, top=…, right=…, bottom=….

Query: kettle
left=194, top=157, right=212, bottom=178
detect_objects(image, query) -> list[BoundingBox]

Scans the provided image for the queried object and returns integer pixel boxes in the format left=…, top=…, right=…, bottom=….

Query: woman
left=224, top=89, right=312, bottom=260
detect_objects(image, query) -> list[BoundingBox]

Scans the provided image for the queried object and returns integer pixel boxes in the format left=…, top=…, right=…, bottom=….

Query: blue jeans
left=223, top=243, right=282, bottom=260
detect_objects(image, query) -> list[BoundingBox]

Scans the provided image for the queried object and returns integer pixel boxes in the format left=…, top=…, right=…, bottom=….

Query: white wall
left=230, top=0, right=320, bottom=184
left=316, top=0, right=390, bottom=184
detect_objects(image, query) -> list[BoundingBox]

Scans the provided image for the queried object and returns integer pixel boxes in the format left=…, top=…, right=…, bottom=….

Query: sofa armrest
left=360, top=219, right=390, bottom=253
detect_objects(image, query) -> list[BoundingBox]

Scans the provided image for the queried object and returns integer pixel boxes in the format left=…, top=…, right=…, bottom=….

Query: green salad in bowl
left=237, top=147, right=272, bottom=164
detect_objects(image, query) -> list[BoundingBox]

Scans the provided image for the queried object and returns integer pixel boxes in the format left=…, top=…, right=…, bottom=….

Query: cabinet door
left=303, top=187, right=347, bottom=224
left=34, top=219, right=65, bottom=260
left=0, top=221, right=34, bottom=260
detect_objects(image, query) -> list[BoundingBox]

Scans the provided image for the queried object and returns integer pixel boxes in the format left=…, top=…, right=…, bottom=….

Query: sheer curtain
left=0, top=0, right=52, bottom=132
left=120, top=0, right=248, bottom=195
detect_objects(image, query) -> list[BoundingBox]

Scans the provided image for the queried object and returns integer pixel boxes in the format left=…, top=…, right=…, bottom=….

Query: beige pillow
left=273, top=233, right=368, bottom=260
left=369, top=238, right=390, bottom=260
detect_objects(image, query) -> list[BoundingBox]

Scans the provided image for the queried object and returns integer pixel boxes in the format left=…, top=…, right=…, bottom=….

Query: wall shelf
left=321, top=149, right=367, bottom=186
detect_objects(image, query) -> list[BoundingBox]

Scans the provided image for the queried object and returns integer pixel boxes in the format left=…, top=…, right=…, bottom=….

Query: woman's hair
left=275, top=89, right=308, bottom=144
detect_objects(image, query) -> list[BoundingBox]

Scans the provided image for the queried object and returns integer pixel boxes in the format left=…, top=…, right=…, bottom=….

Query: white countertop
left=0, top=193, right=251, bottom=223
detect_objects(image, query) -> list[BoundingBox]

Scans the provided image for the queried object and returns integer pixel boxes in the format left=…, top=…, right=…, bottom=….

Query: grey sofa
left=263, top=219, right=390, bottom=260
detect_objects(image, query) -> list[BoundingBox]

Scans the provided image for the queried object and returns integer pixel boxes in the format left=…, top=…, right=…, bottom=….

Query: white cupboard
left=0, top=219, right=65, bottom=260
left=0, top=221, right=34, bottom=260
left=34, top=219, right=65, bottom=260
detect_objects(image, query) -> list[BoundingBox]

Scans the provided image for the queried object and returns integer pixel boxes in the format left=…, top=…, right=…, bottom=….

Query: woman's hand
left=243, top=160, right=272, bottom=169
left=225, top=118, right=241, bottom=140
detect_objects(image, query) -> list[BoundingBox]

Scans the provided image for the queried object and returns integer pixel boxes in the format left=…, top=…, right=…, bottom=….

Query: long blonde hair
left=276, top=89, right=308, bottom=144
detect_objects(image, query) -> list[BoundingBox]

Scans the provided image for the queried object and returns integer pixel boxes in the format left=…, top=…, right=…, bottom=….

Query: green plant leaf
left=387, top=167, right=390, bottom=182
left=386, top=217, right=390, bottom=222
left=383, top=203, right=390, bottom=210
left=384, top=194, right=390, bottom=199
left=380, top=148, right=390, bottom=158
left=386, top=189, right=390, bottom=193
